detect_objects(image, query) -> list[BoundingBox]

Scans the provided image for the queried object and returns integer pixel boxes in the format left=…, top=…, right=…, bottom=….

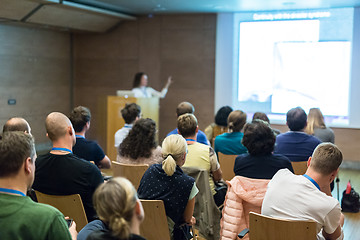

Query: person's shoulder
left=272, top=168, right=293, bottom=180
left=307, top=134, right=322, bottom=144
left=272, top=153, right=291, bottom=161
left=28, top=199, right=65, bottom=218
left=167, top=128, right=178, bottom=136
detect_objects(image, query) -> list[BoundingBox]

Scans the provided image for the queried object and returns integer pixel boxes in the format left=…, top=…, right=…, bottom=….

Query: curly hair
left=214, top=106, right=233, bottom=126
left=242, top=120, right=275, bottom=156
left=121, top=103, right=141, bottom=124
left=119, top=118, right=157, bottom=159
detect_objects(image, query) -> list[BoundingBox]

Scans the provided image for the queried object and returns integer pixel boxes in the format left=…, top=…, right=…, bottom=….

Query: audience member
left=138, top=134, right=197, bottom=238
left=262, top=143, right=344, bottom=240
left=132, top=72, right=172, bottom=98
left=274, top=107, right=321, bottom=162
left=2, top=117, right=31, bottom=134
left=252, top=111, right=281, bottom=135
left=204, top=106, right=233, bottom=144
left=305, top=108, right=335, bottom=143
left=117, top=118, right=162, bottom=166
left=70, top=106, right=111, bottom=169
left=33, top=112, right=104, bottom=221
left=178, top=113, right=224, bottom=206
left=234, top=120, right=293, bottom=178
left=114, top=103, right=141, bottom=148
left=167, top=102, right=209, bottom=145
left=0, top=131, right=77, bottom=239
left=214, top=110, right=248, bottom=155
left=78, top=177, right=146, bottom=240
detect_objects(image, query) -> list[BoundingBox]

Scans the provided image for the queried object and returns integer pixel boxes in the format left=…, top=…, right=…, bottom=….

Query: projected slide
left=238, top=17, right=352, bottom=121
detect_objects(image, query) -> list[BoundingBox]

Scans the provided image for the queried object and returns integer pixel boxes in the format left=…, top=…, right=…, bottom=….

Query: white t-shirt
left=132, top=86, right=168, bottom=98
left=262, top=169, right=342, bottom=239
left=114, top=124, right=133, bottom=148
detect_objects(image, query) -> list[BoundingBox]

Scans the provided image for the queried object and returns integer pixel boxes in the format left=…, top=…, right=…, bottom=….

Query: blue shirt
left=167, top=128, right=209, bottom=145
left=214, top=132, right=248, bottom=155
left=274, top=131, right=322, bottom=162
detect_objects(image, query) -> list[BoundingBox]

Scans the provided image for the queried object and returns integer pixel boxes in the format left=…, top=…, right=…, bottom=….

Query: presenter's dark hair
left=69, top=106, right=91, bottom=132
left=242, top=120, right=275, bottom=156
left=121, top=103, right=141, bottom=124
left=0, top=132, right=35, bottom=177
left=286, top=107, right=307, bottom=131
left=119, top=118, right=157, bottom=159
left=252, top=112, right=270, bottom=123
left=133, top=72, right=145, bottom=88
left=215, top=106, right=233, bottom=126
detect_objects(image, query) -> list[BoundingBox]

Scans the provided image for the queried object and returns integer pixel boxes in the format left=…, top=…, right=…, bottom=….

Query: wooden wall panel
left=0, top=24, right=71, bottom=146
left=73, top=14, right=216, bottom=153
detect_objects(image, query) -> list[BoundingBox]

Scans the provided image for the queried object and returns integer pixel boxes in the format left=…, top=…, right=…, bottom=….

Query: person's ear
left=307, top=157, right=312, bottom=167
left=46, top=133, right=49, bottom=138
left=135, top=200, right=145, bottom=221
left=330, top=168, right=339, bottom=182
left=195, top=126, right=199, bottom=133
left=68, top=126, right=73, bottom=135
left=24, top=157, right=33, bottom=174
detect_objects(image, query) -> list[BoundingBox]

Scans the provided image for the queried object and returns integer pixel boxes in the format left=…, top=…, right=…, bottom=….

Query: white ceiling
left=70, top=0, right=360, bottom=15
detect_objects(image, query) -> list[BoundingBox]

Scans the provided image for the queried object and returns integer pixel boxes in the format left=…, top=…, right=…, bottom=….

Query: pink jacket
left=220, top=176, right=270, bottom=240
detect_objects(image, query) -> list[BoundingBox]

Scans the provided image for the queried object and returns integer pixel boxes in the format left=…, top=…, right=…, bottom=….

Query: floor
left=334, top=168, right=360, bottom=240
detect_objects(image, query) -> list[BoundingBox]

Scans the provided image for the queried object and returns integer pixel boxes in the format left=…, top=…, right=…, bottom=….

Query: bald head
left=45, top=112, right=73, bottom=141
left=3, top=117, right=31, bottom=134
left=176, top=102, right=195, bottom=117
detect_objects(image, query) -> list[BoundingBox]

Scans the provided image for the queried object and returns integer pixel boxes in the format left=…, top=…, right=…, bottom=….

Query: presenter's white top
left=114, top=124, right=133, bottom=148
left=132, top=86, right=168, bottom=98
left=262, top=169, right=342, bottom=239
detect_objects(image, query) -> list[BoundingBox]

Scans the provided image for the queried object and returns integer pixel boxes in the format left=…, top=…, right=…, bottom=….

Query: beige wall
left=0, top=24, right=71, bottom=149
left=73, top=14, right=216, bottom=152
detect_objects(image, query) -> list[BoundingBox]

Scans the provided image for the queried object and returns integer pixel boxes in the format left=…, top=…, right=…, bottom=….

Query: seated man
left=33, top=112, right=104, bottom=221
left=167, top=102, right=209, bottom=145
left=2, top=117, right=31, bottom=134
left=275, top=107, right=322, bottom=162
left=178, top=113, right=224, bottom=206
left=0, top=131, right=76, bottom=239
left=114, top=103, right=141, bottom=148
left=69, top=106, right=111, bottom=169
left=262, top=143, right=344, bottom=240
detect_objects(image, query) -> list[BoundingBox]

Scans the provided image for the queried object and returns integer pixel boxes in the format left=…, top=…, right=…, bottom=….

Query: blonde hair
left=93, top=177, right=137, bottom=239
left=161, top=134, right=187, bottom=176
left=305, top=108, right=326, bottom=135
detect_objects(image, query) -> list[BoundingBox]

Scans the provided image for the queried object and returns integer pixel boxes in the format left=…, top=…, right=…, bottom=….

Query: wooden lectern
left=105, top=96, right=159, bottom=162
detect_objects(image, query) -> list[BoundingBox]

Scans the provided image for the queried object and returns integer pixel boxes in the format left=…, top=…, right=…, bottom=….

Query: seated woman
left=117, top=118, right=162, bottom=166
left=234, top=120, right=293, bottom=179
left=204, top=106, right=233, bottom=145
left=214, top=110, right=248, bottom=155
left=305, top=108, right=334, bottom=143
left=137, top=134, right=198, bottom=239
left=78, top=177, right=146, bottom=240
left=252, top=111, right=281, bottom=135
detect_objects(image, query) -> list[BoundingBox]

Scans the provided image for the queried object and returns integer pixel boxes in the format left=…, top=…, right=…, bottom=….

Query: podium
left=104, top=96, right=159, bottom=162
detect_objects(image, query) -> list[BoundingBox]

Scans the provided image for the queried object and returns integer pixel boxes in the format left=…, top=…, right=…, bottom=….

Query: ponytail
left=162, top=154, right=177, bottom=176
left=110, top=215, right=131, bottom=239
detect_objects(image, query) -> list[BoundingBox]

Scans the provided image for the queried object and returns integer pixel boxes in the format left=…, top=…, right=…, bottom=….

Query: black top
left=87, top=231, right=146, bottom=240
left=138, top=164, right=194, bottom=225
left=73, top=137, right=105, bottom=164
left=33, top=153, right=104, bottom=221
left=234, top=153, right=294, bottom=179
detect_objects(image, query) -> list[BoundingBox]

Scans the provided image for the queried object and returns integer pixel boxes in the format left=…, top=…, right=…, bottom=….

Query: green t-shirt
left=0, top=193, right=72, bottom=240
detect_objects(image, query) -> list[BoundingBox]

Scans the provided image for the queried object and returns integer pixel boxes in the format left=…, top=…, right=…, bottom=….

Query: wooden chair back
left=291, top=161, right=308, bottom=175
left=140, top=200, right=171, bottom=240
left=34, top=191, right=88, bottom=232
left=249, top=212, right=317, bottom=240
left=217, top=152, right=237, bottom=181
left=213, top=125, right=228, bottom=138
left=112, top=161, right=149, bottom=189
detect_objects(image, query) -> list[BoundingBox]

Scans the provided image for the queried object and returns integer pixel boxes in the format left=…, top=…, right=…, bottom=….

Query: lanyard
left=0, top=188, right=26, bottom=197
left=303, top=174, right=320, bottom=191
left=186, top=139, right=196, bottom=142
left=124, top=125, right=132, bottom=128
left=75, top=135, right=85, bottom=139
left=52, top=147, right=72, bottom=153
